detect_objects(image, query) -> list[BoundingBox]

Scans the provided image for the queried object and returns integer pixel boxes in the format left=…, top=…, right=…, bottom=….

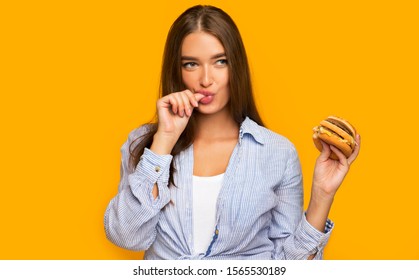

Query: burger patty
left=326, top=119, right=353, bottom=136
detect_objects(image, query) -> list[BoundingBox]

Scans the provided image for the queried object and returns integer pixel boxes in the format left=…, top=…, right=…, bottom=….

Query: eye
left=182, top=62, right=198, bottom=69
left=215, top=59, right=228, bottom=66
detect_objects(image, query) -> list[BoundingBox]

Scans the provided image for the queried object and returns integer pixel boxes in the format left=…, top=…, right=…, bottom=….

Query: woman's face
left=181, top=31, right=230, bottom=116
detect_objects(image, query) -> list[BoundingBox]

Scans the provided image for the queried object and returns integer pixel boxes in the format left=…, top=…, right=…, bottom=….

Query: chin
left=197, top=104, right=227, bottom=115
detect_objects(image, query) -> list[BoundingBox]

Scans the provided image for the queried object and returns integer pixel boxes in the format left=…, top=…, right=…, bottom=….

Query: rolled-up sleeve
left=293, top=212, right=334, bottom=259
left=270, top=145, right=334, bottom=260
left=104, top=126, right=173, bottom=251
left=129, top=148, right=172, bottom=209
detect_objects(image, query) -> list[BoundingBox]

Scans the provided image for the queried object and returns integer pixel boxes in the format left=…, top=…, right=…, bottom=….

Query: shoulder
left=261, top=126, right=295, bottom=149
left=241, top=118, right=301, bottom=182
left=126, top=123, right=154, bottom=142
left=120, top=123, right=155, bottom=152
left=258, top=126, right=300, bottom=165
left=241, top=117, right=296, bottom=152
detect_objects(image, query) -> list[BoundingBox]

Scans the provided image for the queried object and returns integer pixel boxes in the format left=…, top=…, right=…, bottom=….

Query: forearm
left=105, top=188, right=161, bottom=251
left=105, top=145, right=173, bottom=250
left=105, top=171, right=172, bottom=250
left=305, top=189, right=335, bottom=259
left=149, top=132, right=178, bottom=199
left=272, top=212, right=334, bottom=260
left=305, top=193, right=334, bottom=233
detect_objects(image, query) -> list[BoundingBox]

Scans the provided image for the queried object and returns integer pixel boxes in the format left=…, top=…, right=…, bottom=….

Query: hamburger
left=312, top=116, right=357, bottom=160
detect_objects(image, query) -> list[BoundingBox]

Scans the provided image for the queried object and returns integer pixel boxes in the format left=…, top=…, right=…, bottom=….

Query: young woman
left=104, top=5, right=360, bottom=260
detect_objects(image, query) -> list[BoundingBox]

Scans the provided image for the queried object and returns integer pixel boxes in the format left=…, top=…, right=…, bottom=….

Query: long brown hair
left=129, top=5, right=264, bottom=184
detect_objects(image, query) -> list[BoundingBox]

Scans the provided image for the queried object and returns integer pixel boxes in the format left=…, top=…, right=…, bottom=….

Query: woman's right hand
left=150, top=90, right=204, bottom=155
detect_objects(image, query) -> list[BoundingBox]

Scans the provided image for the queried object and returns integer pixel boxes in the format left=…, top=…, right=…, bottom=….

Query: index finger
left=194, top=93, right=205, bottom=103
left=182, top=90, right=201, bottom=107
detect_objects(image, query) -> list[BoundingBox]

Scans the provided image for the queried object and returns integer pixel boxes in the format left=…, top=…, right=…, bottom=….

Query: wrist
left=150, top=132, right=178, bottom=155
left=306, top=195, right=334, bottom=233
left=311, top=182, right=337, bottom=202
left=308, top=192, right=334, bottom=209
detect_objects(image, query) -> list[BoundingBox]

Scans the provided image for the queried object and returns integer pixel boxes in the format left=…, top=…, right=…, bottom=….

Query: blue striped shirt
left=104, top=117, right=333, bottom=259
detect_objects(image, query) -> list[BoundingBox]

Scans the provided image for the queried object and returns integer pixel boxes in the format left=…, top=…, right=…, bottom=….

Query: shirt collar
left=239, top=117, right=265, bottom=145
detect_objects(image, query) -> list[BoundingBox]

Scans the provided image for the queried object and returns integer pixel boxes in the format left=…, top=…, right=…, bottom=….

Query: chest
left=193, top=139, right=238, bottom=176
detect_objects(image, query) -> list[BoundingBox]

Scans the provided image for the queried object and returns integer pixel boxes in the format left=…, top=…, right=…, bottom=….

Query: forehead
left=181, top=31, right=225, bottom=57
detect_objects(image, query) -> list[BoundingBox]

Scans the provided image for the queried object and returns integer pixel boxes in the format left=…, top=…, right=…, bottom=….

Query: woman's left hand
left=312, top=134, right=361, bottom=199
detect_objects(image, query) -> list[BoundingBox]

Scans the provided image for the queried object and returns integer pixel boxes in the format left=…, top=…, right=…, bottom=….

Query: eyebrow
left=181, top=53, right=226, bottom=60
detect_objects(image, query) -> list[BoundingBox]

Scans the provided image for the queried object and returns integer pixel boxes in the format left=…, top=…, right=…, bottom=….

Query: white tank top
left=192, top=173, right=224, bottom=255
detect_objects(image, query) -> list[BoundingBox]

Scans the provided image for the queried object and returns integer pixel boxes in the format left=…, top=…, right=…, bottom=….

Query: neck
left=194, top=110, right=239, bottom=141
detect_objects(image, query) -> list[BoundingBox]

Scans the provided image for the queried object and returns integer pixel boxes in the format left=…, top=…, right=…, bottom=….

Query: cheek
left=217, top=69, right=229, bottom=86
left=181, top=71, right=197, bottom=87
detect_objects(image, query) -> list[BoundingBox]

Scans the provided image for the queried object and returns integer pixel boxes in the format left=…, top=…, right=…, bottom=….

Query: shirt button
left=155, top=166, right=161, bottom=172
left=215, top=229, right=219, bottom=235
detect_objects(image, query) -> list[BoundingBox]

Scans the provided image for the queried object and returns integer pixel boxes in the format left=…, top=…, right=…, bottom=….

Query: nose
left=199, top=65, right=213, bottom=88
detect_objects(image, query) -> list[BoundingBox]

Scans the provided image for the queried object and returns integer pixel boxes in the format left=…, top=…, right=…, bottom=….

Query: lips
left=196, top=90, right=215, bottom=105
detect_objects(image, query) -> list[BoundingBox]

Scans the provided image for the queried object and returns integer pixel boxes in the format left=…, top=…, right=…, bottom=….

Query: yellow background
left=1, top=0, right=418, bottom=259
